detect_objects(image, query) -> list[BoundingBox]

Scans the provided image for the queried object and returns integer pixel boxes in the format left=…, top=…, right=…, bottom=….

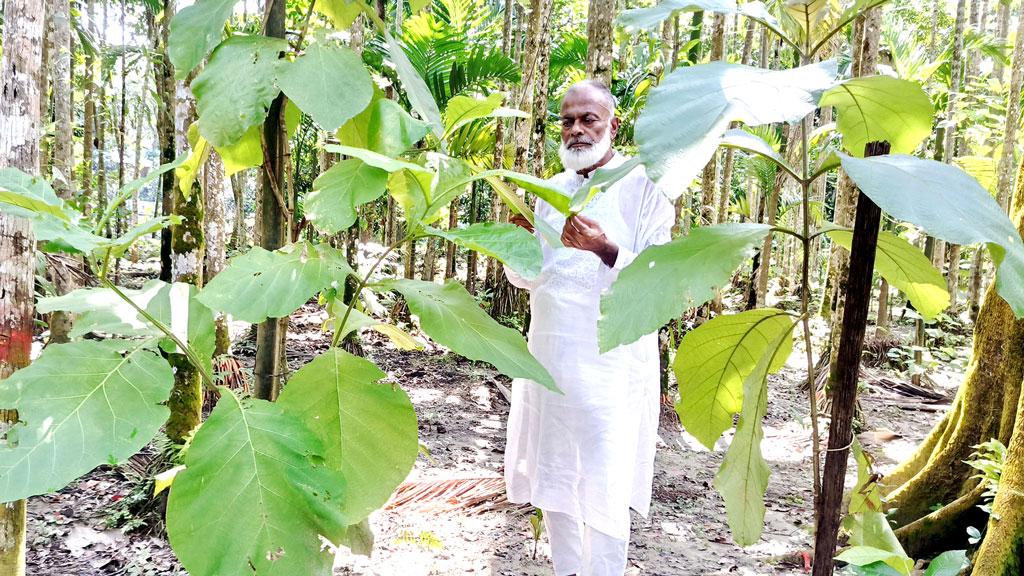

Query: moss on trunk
left=165, top=352, right=202, bottom=443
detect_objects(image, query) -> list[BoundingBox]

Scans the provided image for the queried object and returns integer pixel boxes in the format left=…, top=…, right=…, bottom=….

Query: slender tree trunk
left=466, top=182, right=479, bottom=293
left=204, top=151, right=230, bottom=357
left=82, top=0, right=96, bottom=212
left=875, top=277, right=889, bottom=336
left=585, top=0, right=615, bottom=84
left=812, top=141, right=890, bottom=576
left=95, top=0, right=109, bottom=235
left=967, top=248, right=985, bottom=322
left=444, top=198, right=459, bottom=279
left=995, top=8, right=1024, bottom=210
left=993, top=0, right=1011, bottom=80
left=253, top=0, right=289, bottom=401
left=152, top=1, right=176, bottom=282
left=47, top=0, right=75, bottom=343
left=0, top=0, right=45, bottom=571
left=698, top=14, right=726, bottom=227
left=231, top=171, right=247, bottom=249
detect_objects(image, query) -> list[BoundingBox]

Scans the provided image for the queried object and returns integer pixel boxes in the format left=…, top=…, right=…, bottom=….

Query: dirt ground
left=25, top=305, right=960, bottom=576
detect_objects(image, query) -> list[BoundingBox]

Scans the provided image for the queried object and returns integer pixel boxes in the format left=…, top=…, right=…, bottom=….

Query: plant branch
left=330, top=233, right=414, bottom=347
left=291, top=0, right=318, bottom=52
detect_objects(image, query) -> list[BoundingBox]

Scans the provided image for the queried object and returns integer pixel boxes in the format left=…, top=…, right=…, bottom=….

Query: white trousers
left=544, top=510, right=629, bottom=576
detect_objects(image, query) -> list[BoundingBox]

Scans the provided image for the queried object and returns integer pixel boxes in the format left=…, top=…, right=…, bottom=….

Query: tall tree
left=943, top=0, right=969, bottom=310
left=699, top=13, right=726, bottom=226
left=995, top=7, right=1024, bottom=211
left=253, top=0, right=289, bottom=400
left=47, top=0, right=75, bottom=344
left=585, top=0, right=615, bottom=84
left=151, top=0, right=176, bottom=281
left=0, top=0, right=45, bottom=571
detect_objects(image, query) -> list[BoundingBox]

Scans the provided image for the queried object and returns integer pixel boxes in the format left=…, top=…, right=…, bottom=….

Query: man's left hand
left=562, top=214, right=618, bottom=267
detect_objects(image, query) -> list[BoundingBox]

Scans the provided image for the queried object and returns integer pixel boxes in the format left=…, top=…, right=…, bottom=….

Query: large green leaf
left=923, top=551, right=970, bottom=576
left=424, top=223, right=543, bottom=280
left=388, top=168, right=432, bottom=223
left=323, top=144, right=430, bottom=174
left=442, top=93, right=525, bottom=136
left=836, top=546, right=915, bottom=575
left=39, top=280, right=214, bottom=349
left=619, top=0, right=736, bottom=31
left=277, top=42, right=373, bottom=132
left=839, top=154, right=1024, bottom=316
left=318, top=0, right=364, bottom=29
left=385, top=33, right=444, bottom=139
left=568, top=157, right=644, bottom=214
left=166, top=390, right=350, bottom=576
left=0, top=339, right=173, bottom=502
left=278, top=349, right=418, bottom=520
left=599, top=223, right=771, bottom=352
left=425, top=155, right=474, bottom=220
left=167, top=0, right=237, bottom=79
left=306, top=159, right=388, bottom=234
left=191, top=35, right=287, bottom=148
left=384, top=280, right=557, bottom=390
left=449, top=169, right=572, bottom=215
left=636, top=60, right=837, bottom=189
left=197, top=243, right=354, bottom=323
left=828, top=230, right=949, bottom=320
left=216, top=124, right=264, bottom=176
left=674, top=308, right=795, bottom=449
left=711, top=311, right=793, bottom=546
left=367, top=99, right=432, bottom=157
left=0, top=167, right=70, bottom=221
left=819, top=76, right=932, bottom=156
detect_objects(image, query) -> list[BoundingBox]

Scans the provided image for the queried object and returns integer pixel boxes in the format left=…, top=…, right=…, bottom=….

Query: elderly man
left=503, top=80, right=675, bottom=575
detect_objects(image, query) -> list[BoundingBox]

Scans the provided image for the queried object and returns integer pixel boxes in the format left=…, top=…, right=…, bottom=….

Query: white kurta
left=503, top=153, right=675, bottom=541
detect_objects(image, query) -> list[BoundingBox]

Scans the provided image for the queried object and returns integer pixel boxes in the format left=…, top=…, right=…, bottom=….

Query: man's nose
left=569, top=121, right=584, bottom=136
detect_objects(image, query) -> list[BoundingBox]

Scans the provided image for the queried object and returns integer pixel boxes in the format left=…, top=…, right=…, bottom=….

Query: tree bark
left=995, top=7, right=1024, bottom=211
left=253, top=0, right=289, bottom=401
left=585, top=0, right=615, bottom=84
left=47, top=0, right=75, bottom=343
left=230, top=171, right=247, bottom=249
left=884, top=162, right=1024, bottom=558
left=0, top=0, right=44, bottom=571
left=82, top=0, right=96, bottom=213
left=204, top=151, right=229, bottom=357
left=812, top=141, right=890, bottom=576
left=152, top=0, right=176, bottom=282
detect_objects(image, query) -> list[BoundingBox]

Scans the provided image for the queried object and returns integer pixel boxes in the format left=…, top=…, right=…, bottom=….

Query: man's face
left=559, top=87, right=619, bottom=151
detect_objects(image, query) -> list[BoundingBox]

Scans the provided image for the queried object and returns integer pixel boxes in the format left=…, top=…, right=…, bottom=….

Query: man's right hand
left=509, top=213, right=534, bottom=234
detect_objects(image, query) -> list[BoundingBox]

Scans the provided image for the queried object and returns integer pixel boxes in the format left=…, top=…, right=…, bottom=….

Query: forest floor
left=24, top=280, right=968, bottom=576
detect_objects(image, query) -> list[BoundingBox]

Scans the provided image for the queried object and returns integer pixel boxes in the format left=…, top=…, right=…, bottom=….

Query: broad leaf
left=278, top=349, right=418, bottom=520
left=384, top=280, right=557, bottom=390
left=636, top=60, right=837, bottom=191
left=482, top=175, right=565, bottom=248
left=443, top=93, right=512, bottom=136
left=923, top=550, right=970, bottom=576
left=425, top=223, right=543, bottom=280
left=176, top=124, right=211, bottom=196
left=712, top=311, right=793, bottom=546
left=0, top=167, right=69, bottom=221
left=192, top=35, right=287, bottom=147
left=168, top=0, right=237, bottom=79
left=198, top=243, right=354, bottom=323
left=306, top=159, right=388, bottom=234
left=836, top=546, right=915, bottom=575
left=828, top=230, right=949, bottom=320
left=599, top=223, right=771, bottom=352
left=719, top=129, right=798, bottom=178
left=0, top=339, right=173, bottom=502
left=385, top=33, right=444, bottom=139
left=840, top=154, right=1024, bottom=316
left=216, top=124, right=264, bottom=176
left=388, top=168, right=433, bottom=223
left=166, top=390, right=351, bottom=576
left=819, top=76, right=932, bottom=156
left=425, top=155, right=474, bottom=220
left=619, top=0, right=736, bottom=31
left=318, top=0, right=364, bottom=29
left=324, top=144, right=430, bottom=174
left=38, top=280, right=216, bottom=367
left=451, top=169, right=572, bottom=215
left=367, top=99, right=432, bottom=157
left=332, top=307, right=421, bottom=350
left=277, top=42, right=373, bottom=132
left=674, top=308, right=794, bottom=449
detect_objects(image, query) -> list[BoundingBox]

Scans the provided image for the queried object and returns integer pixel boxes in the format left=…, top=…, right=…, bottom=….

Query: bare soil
left=26, top=309, right=958, bottom=576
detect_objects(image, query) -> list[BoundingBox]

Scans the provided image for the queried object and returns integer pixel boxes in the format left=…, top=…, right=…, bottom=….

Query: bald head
left=562, top=80, right=616, bottom=115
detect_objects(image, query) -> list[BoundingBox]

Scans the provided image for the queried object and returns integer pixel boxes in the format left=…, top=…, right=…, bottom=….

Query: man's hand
left=509, top=213, right=534, bottom=233
left=561, top=214, right=618, bottom=267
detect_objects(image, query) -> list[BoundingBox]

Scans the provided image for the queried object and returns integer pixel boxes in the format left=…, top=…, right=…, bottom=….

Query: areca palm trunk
left=0, top=0, right=45, bottom=571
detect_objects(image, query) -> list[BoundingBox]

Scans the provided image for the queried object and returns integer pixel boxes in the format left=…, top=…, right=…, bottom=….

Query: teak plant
left=1, top=0, right=1023, bottom=574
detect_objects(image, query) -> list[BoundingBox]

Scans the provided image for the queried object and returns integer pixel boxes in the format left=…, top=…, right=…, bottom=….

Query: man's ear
left=610, top=117, right=620, bottom=139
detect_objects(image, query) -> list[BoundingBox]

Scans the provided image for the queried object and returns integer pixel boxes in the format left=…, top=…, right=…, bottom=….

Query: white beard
left=558, top=130, right=612, bottom=172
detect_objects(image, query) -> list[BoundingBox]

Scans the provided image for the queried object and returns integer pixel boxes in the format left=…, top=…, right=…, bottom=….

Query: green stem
left=96, top=276, right=217, bottom=392
left=331, top=234, right=413, bottom=347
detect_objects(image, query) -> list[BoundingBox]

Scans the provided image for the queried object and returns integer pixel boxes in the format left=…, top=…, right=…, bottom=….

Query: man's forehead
left=560, top=87, right=613, bottom=116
